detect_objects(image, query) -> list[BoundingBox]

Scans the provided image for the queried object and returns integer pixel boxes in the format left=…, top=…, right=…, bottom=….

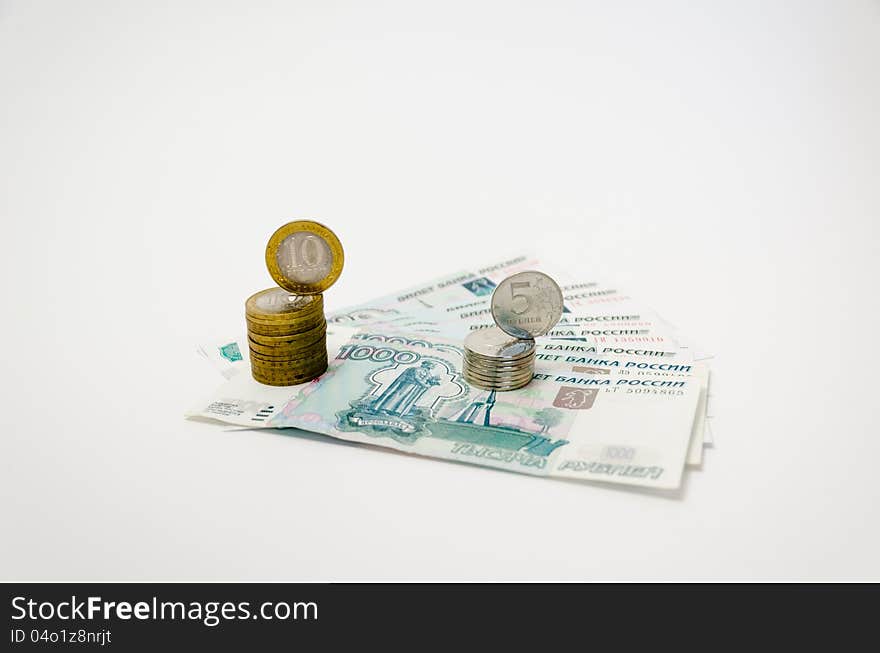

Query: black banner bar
left=3, top=583, right=876, bottom=649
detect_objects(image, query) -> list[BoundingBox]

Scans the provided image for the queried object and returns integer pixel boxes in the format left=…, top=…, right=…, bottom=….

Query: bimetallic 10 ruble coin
left=265, top=220, right=344, bottom=295
left=245, top=288, right=324, bottom=321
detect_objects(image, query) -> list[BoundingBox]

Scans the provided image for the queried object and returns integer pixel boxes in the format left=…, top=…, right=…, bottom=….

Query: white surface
left=1, top=0, right=878, bottom=581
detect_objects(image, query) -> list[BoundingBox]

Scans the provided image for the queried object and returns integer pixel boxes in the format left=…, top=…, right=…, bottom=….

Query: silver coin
left=463, top=354, right=534, bottom=370
left=463, top=356, right=535, bottom=376
left=490, top=271, right=564, bottom=338
left=463, top=365, right=534, bottom=379
left=463, top=326, right=536, bottom=360
left=464, top=356, right=534, bottom=373
left=464, top=358, right=534, bottom=374
left=463, top=373, right=533, bottom=391
left=464, top=372, right=533, bottom=386
left=463, top=369, right=535, bottom=384
left=465, top=365, right=531, bottom=376
left=465, top=379, right=529, bottom=392
left=464, top=356, right=535, bottom=372
left=464, top=347, right=535, bottom=362
left=464, top=348, right=535, bottom=364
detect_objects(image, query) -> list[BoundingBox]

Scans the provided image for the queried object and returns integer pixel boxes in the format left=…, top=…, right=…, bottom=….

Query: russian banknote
left=326, top=253, right=541, bottom=328
left=273, top=332, right=702, bottom=489
left=534, top=343, right=710, bottom=464
left=190, top=331, right=703, bottom=489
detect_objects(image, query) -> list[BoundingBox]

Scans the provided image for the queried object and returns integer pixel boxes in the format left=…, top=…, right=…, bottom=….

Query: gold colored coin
left=248, top=348, right=328, bottom=367
left=250, top=356, right=329, bottom=378
left=247, top=301, right=324, bottom=320
left=265, top=220, right=344, bottom=295
left=252, top=365, right=327, bottom=386
left=245, top=310, right=324, bottom=328
left=245, top=312, right=325, bottom=330
left=251, top=349, right=326, bottom=365
left=247, top=323, right=326, bottom=345
left=247, top=330, right=326, bottom=349
left=245, top=315, right=326, bottom=336
left=246, top=314, right=326, bottom=333
left=249, top=353, right=325, bottom=366
left=249, top=355, right=327, bottom=370
left=247, top=338, right=326, bottom=357
left=251, top=364, right=327, bottom=380
left=247, top=320, right=327, bottom=344
left=247, top=337, right=326, bottom=355
left=248, top=342, right=327, bottom=361
left=251, top=360, right=329, bottom=386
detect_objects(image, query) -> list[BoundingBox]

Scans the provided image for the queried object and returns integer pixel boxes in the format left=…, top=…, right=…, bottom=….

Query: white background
left=2, top=0, right=878, bottom=581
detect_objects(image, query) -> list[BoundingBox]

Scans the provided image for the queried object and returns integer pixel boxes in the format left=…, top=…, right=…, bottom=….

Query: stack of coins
left=463, top=326, right=536, bottom=391
left=246, top=288, right=328, bottom=386
left=462, top=270, right=564, bottom=392
left=246, top=219, right=345, bottom=386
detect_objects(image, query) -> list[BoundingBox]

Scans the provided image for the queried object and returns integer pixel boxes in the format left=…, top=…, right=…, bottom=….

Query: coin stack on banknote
left=462, top=271, right=563, bottom=391
left=462, top=326, right=537, bottom=391
left=246, top=289, right=328, bottom=385
left=245, top=220, right=344, bottom=386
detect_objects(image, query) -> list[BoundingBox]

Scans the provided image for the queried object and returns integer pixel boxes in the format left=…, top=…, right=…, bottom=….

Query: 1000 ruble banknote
left=190, top=330, right=702, bottom=490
